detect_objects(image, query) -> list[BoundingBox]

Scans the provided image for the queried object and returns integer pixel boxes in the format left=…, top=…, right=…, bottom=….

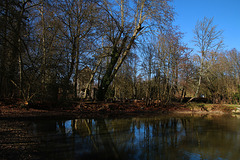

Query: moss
left=185, top=102, right=204, bottom=111
left=222, top=104, right=238, bottom=113
left=184, top=103, right=235, bottom=112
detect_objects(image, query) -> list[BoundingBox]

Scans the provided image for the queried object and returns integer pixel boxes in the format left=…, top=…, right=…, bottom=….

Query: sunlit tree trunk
left=40, top=1, right=47, bottom=98
left=83, top=58, right=102, bottom=99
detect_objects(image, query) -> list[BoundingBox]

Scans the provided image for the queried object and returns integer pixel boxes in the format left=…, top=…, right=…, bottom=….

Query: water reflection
left=30, top=115, right=240, bottom=160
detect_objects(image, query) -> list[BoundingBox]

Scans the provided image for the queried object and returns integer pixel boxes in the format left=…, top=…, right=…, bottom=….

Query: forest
left=1, top=0, right=239, bottom=105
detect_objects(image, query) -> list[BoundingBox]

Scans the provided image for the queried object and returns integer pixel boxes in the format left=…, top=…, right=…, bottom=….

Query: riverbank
left=1, top=99, right=239, bottom=119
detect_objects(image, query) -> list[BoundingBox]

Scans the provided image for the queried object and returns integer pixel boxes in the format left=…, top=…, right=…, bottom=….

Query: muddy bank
left=1, top=99, right=237, bottom=120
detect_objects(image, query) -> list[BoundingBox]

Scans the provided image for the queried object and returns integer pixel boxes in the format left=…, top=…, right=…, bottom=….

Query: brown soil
left=0, top=99, right=231, bottom=119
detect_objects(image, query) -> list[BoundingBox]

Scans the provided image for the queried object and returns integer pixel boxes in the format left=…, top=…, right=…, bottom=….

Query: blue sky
left=172, top=0, right=240, bottom=52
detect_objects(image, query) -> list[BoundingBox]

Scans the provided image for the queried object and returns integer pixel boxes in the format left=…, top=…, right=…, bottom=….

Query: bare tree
left=153, top=27, right=184, bottom=103
left=96, top=0, right=173, bottom=100
left=0, top=0, right=32, bottom=98
left=141, top=43, right=156, bottom=104
left=188, top=17, right=223, bottom=103
left=55, top=0, right=97, bottom=99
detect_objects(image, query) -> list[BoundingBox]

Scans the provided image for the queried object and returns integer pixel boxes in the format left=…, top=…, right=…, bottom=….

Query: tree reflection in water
left=31, top=115, right=240, bottom=160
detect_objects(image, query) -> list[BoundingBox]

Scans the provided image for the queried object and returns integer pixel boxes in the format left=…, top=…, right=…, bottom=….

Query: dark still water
left=1, top=114, right=240, bottom=160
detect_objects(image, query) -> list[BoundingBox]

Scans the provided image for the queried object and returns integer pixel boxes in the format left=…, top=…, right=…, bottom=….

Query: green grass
left=223, top=104, right=240, bottom=108
left=184, top=103, right=239, bottom=113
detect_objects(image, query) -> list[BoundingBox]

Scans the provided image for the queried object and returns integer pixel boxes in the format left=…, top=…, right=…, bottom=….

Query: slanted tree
left=96, top=0, right=174, bottom=100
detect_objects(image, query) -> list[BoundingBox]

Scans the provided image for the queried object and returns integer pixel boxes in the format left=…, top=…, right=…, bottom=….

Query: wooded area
left=1, top=0, right=239, bottom=104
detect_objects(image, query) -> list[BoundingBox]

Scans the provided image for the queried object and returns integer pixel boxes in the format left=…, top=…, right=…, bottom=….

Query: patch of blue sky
left=172, top=0, right=240, bottom=52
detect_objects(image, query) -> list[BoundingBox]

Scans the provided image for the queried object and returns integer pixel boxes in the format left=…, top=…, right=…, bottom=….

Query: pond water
left=1, top=114, right=240, bottom=160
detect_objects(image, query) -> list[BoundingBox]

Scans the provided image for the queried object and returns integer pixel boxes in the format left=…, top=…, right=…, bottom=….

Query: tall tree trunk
left=40, top=1, right=47, bottom=100
left=96, top=24, right=143, bottom=101
left=83, top=58, right=102, bottom=99
left=74, top=38, right=80, bottom=98
left=187, top=56, right=203, bottom=103
left=63, top=40, right=76, bottom=99
left=18, top=39, right=22, bottom=97
left=0, top=0, right=8, bottom=97
left=96, top=47, right=120, bottom=101
left=12, top=1, right=26, bottom=98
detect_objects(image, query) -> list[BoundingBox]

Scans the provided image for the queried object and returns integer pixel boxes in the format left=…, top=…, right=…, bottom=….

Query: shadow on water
left=1, top=114, right=240, bottom=160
